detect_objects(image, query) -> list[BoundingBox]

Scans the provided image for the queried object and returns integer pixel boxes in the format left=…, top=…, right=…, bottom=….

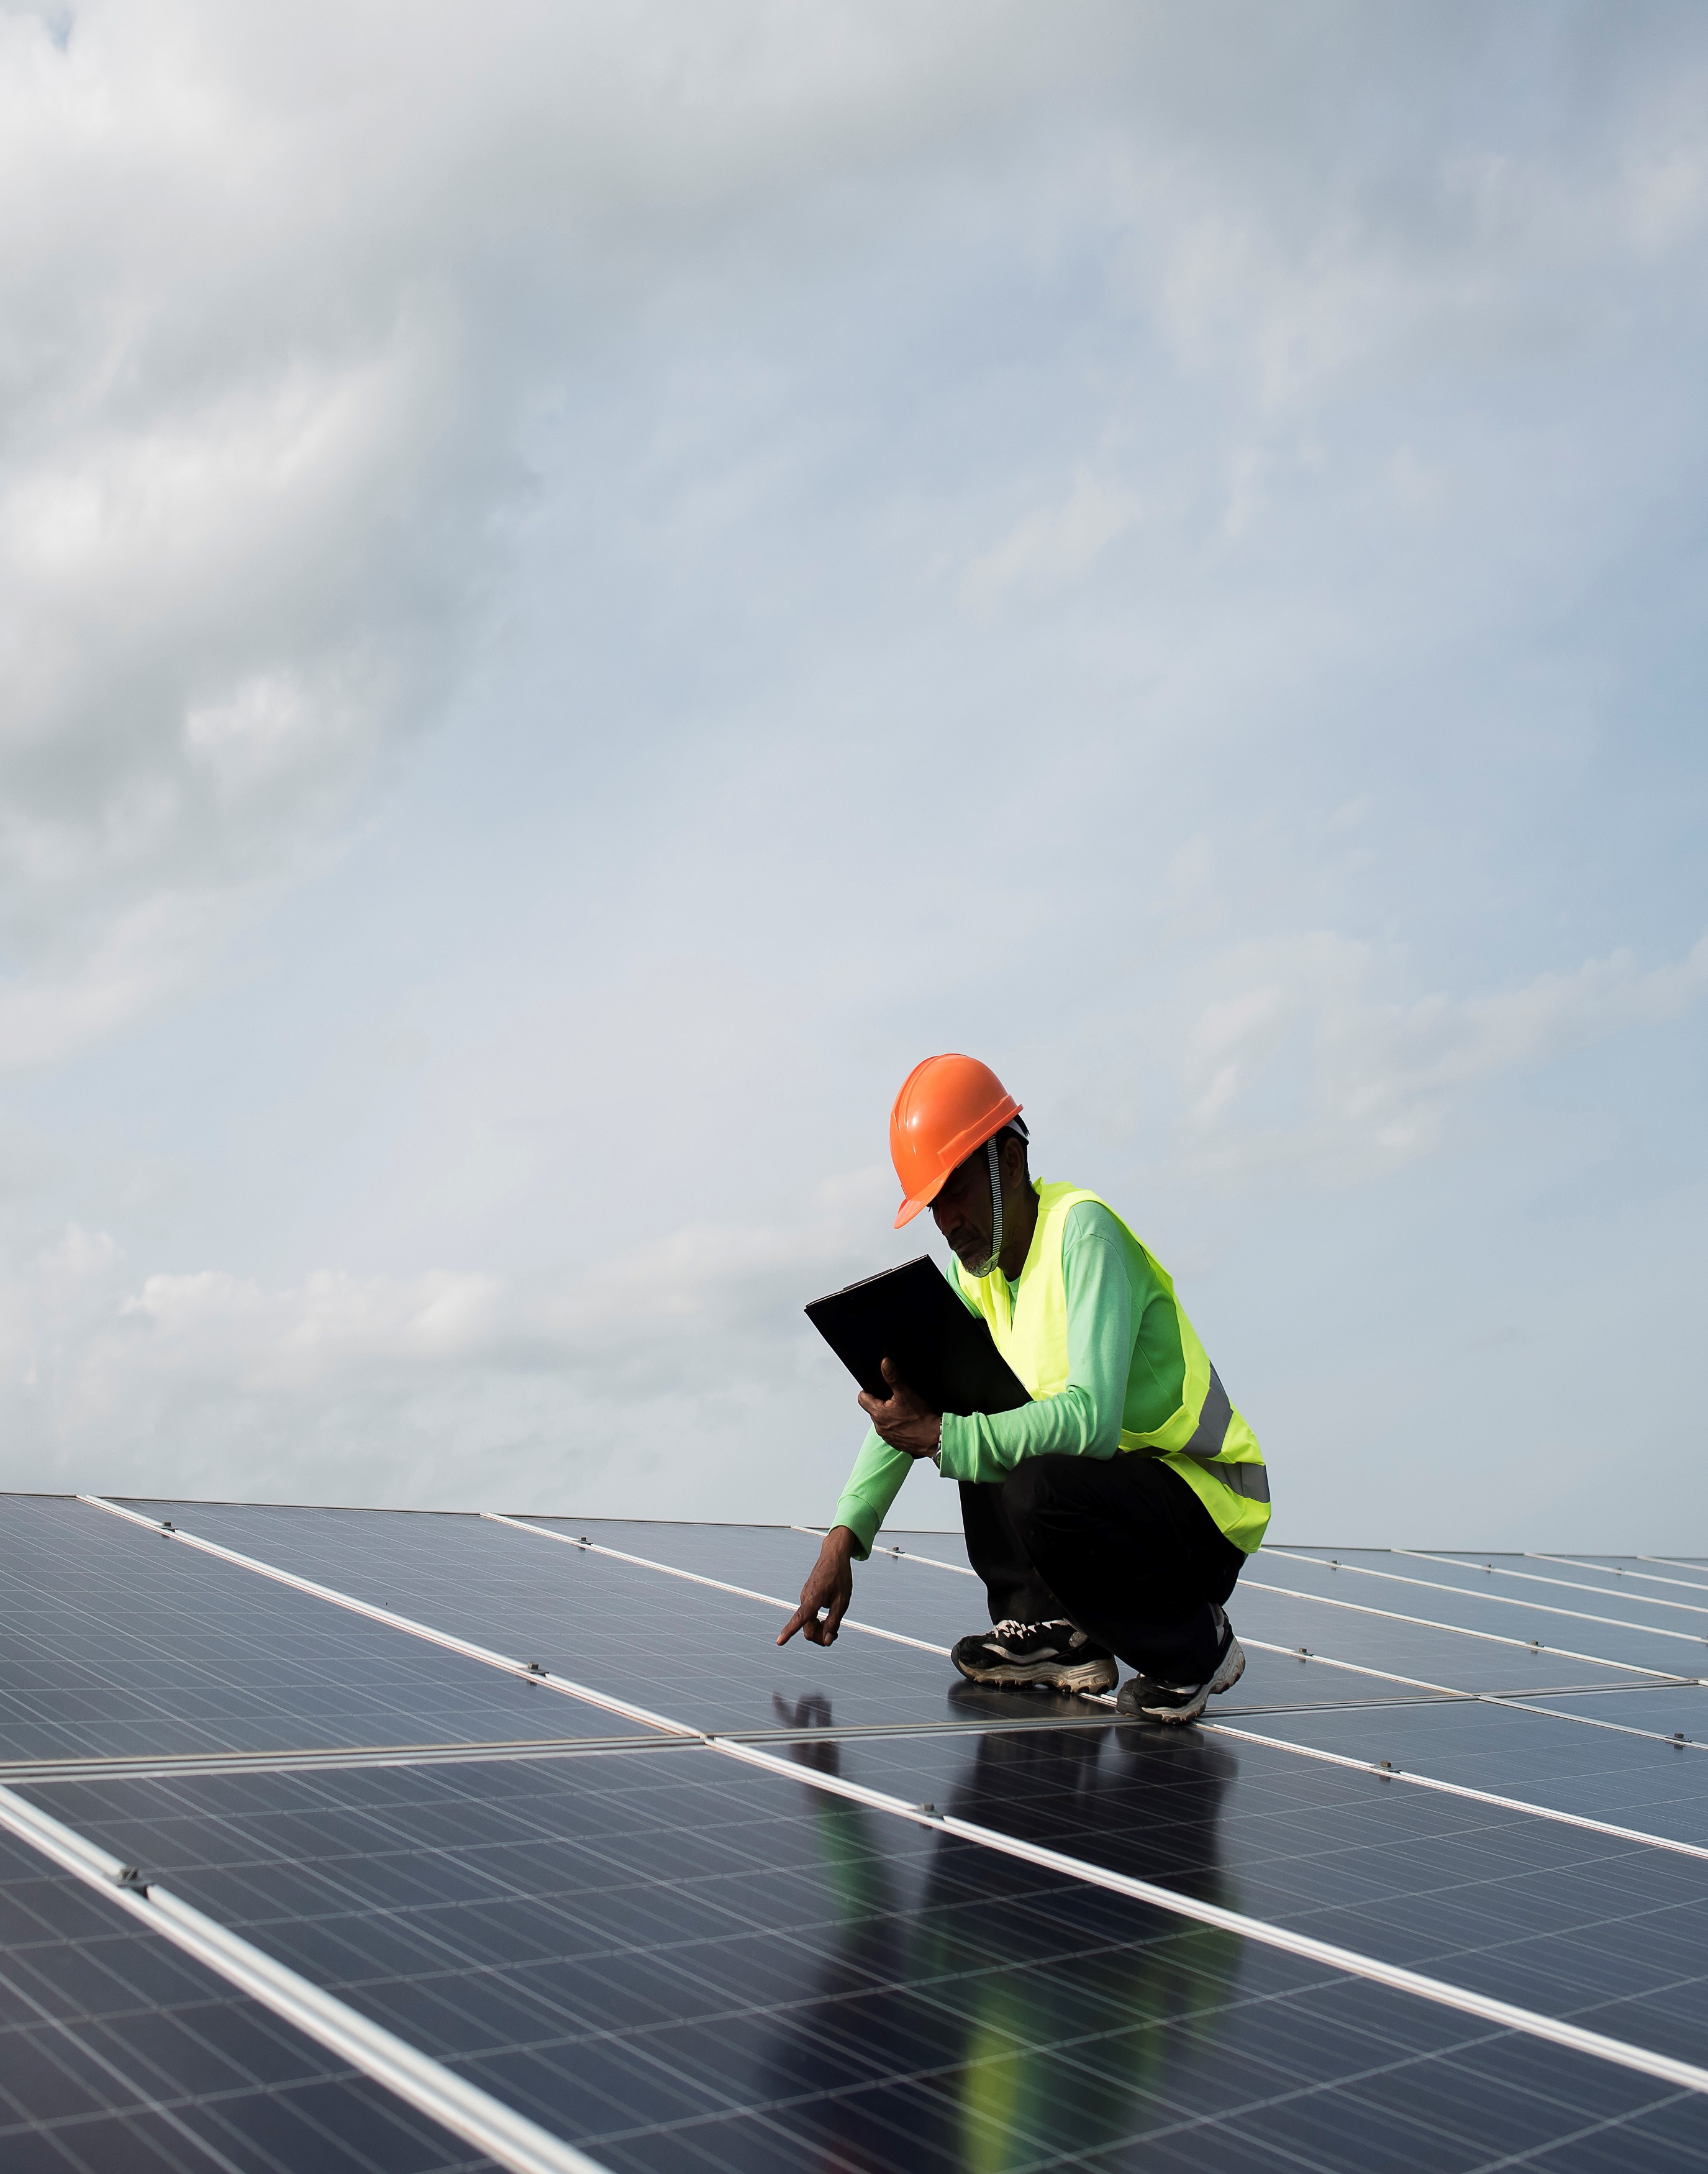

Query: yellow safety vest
left=955, top=1182, right=1271, bottom=1553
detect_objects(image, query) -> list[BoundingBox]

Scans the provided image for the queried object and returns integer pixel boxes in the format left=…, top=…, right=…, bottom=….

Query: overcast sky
left=1, top=1, right=1704, bottom=1547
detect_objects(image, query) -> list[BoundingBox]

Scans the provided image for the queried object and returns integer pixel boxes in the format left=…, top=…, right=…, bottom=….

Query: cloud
left=0, top=1165, right=900, bottom=1510
left=5, top=0, right=1704, bottom=1075
left=0, top=0, right=1096, bottom=1062
left=1173, top=930, right=1708, bottom=1188
left=961, top=471, right=1141, bottom=612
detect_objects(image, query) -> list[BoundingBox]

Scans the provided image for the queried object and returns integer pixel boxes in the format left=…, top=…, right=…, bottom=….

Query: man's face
left=932, top=1138, right=1025, bottom=1271
left=930, top=1149, right=993, bottom=1271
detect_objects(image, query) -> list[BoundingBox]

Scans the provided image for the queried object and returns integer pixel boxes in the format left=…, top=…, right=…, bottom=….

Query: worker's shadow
left=759, top=1691, right=1242, bottom=2167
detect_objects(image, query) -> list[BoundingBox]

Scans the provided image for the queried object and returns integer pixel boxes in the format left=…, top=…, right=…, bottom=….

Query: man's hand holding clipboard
left=857, top=1357, right=942, bottom=1460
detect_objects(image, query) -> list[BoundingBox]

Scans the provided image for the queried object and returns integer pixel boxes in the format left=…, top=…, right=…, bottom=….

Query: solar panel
left=16, top=1750, right=1696, bottom=2170
left=4, top=1492, right=1706, bottom=2171
left=1216, top=1699, right=1708, bottom=1844
left=0, top=1817, right=487, bottom=2171
left=0, top=1496, right=653, bottom=1764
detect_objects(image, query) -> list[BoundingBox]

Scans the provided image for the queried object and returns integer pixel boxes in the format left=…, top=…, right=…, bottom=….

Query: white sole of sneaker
left=1122, top=1632, right=1247, bottom=1725
left=1208, top=1635, right=1245, bottom=1697
left=1134, top=1686, right=1211, bottom=1723
left=953, top=1658, right=1119, bottom=1696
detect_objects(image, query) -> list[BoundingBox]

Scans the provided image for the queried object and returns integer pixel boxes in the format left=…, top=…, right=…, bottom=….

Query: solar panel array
left=1, top=1493, right=1706, bottom=2172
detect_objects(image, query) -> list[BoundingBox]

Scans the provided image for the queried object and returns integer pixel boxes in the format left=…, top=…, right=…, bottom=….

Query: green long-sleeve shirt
left=830, top=1198, right=1188, bottom=1558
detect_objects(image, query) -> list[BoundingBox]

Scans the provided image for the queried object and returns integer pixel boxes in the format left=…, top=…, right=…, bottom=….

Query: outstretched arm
left=789, top=1361, right=944, bottom=1647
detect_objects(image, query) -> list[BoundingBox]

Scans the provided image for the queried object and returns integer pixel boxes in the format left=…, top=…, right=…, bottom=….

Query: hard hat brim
left=893, top=1190, right=935, bottom=1230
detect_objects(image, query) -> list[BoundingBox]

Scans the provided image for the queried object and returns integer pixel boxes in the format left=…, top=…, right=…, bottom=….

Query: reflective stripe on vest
left=955, top=1182, right=1271, bottom=1550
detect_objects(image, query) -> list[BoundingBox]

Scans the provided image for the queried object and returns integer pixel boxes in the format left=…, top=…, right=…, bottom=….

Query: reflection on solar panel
left=3, top=1494, right=1707, bottom=2171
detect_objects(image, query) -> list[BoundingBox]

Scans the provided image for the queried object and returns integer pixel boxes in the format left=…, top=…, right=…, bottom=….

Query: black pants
left=960, top=1454, right=1245, bottom=1684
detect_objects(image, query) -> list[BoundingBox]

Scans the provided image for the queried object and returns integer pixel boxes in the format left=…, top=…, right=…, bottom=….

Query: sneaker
left=1114, top=1606, right=1246, bottom=1725
left=950, top=1619, right=1117, bottom=1696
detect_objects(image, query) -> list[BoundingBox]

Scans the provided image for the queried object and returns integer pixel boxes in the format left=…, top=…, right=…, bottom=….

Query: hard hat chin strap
left=968, top=1137, right=1005, bottom=1280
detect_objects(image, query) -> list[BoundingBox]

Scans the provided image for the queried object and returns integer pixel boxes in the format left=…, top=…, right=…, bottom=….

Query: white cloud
left=0, top=0, right=1092, bottom=1058
left=4, top=0, right=1704, bottom=1070
left=961, top=471, right=1141, bottom=612
left=1173, top=931, right=1708, bottom=1188
left=0, top=1165, right=900, bottom=1510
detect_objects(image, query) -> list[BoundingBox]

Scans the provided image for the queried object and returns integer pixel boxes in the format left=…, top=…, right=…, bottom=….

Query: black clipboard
left=804, top=1256, right=1031, bottom=1417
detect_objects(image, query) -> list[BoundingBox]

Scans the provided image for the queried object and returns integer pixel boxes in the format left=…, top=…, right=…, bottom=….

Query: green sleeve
left=936, top=1203, right=1132, bottom=1484
left=831, top=1428, right=915, bottom=1558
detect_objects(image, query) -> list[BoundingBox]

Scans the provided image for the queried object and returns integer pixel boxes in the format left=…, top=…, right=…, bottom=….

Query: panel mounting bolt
left=916, top=1803, right=936, bottom=1816
left=114, top=1867, right=149, bottom=1894
left=161, top=1521, right=175, bottom=1533
left=525, top=1661, right=546, bottom=1675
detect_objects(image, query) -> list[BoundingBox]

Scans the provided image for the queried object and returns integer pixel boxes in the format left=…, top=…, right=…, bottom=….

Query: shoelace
left=989, top=1617, right=1071, bottom=1639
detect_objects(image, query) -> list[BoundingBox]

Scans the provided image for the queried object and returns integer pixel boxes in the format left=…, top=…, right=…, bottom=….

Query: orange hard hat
left=889, top=1054, right=1022, bottom=1229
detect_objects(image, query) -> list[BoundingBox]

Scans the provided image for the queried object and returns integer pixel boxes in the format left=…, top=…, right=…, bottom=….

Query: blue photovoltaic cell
left=1212, top=1580, right=1669, bottom=1695
left=22, top=1749, right=1706, bottom=2174
left=1547, top=1555, right=1708, bottom=1593
left=1252, top=1550, right=1708, bottom=1677
left=808, top=1719, right=1708, bottom=2069
left=124, top=1502, right=1001, bottom=1736
left=539, top=1516, right=979, bottom=1650
left=1517, top=1685, right=1708, bottom=1737
left=543, top=1516, right=1681, bottom=1704
left=128, top=1500, right=1483, bottom=1726
left=0, top=1496, right=652, bottom=1762
left=529, top=1521, right=1476, bottom=1713
left=0, top=1816, right=488, bottom=2172
left=1281, top=1549, right=1708, bottom=1637
left=1214, top=1698, right=1708, bottom=1845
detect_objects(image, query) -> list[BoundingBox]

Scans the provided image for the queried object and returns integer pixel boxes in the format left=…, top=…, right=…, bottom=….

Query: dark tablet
left=804, top=1255, right=1031, bottom=1417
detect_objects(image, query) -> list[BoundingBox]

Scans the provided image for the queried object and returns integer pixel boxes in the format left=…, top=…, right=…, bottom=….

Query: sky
left=1, top=0, right=1704, bottom=1547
